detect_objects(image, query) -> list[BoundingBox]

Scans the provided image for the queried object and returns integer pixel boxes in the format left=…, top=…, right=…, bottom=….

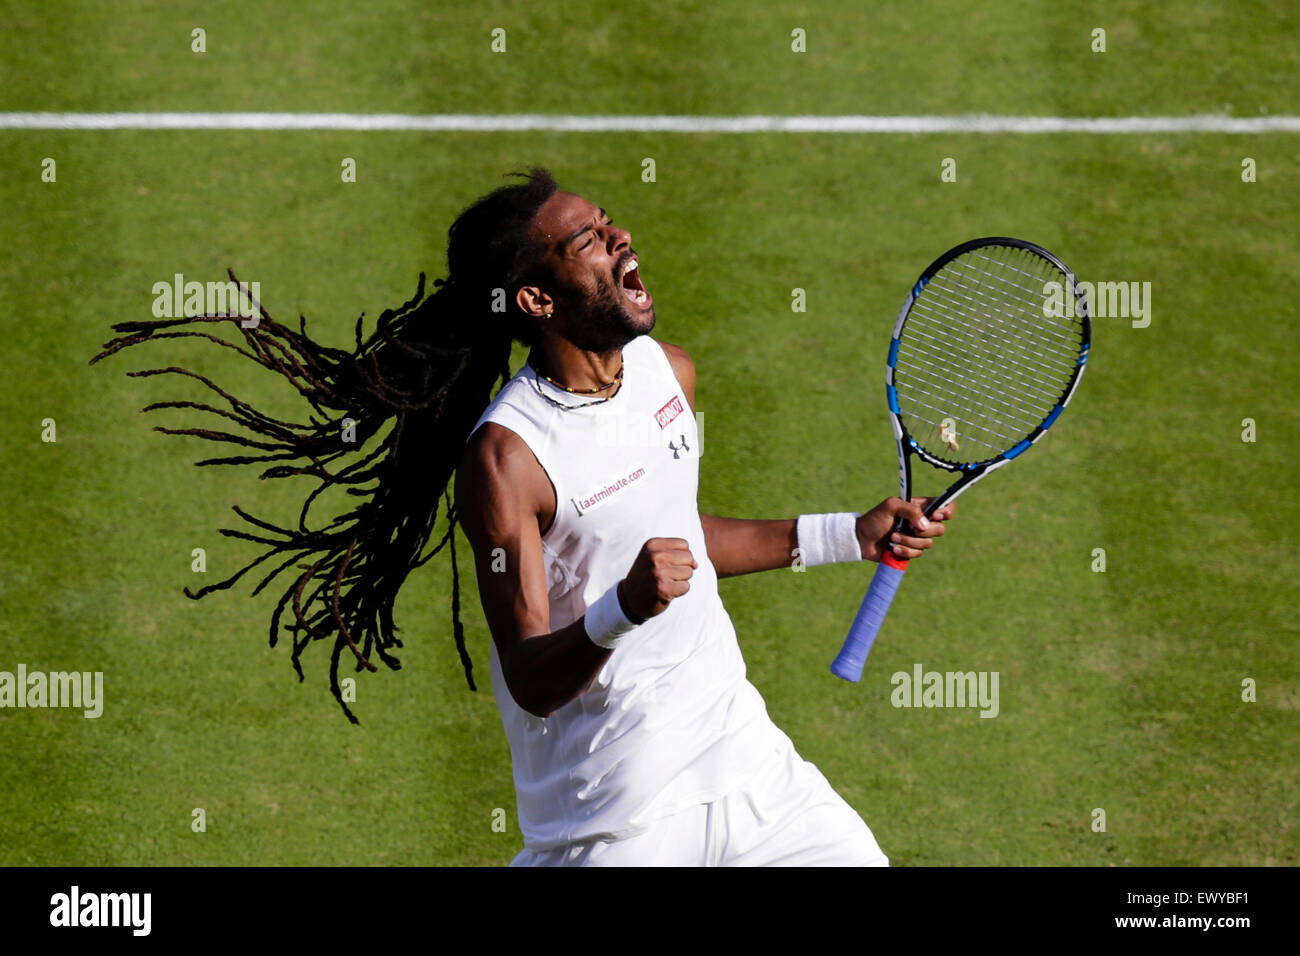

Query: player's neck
left=530, top=338, right=625, bottom=394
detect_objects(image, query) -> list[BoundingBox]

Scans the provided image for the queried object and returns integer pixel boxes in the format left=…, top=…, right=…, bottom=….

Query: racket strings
left=906, top=306, right=1071, bottom=400
left=898, top=393, right=1021, bottom=452
left=952, top=245, right=1083, bottom=337
left=940, top=260, right=1084, bottom=363
left=898, top=319, right=1050, bottom=423
left=895, top=344, right=1043, bottom=434
left=954, top=252, right=1085, bottom=351
left=973, top=245, right=1085, bottom=346
left=896, top=338, right=1065, bottom=460
left=898, top=291, right=1078, bottom=454
left=907, top=290, right=1076, bottom=398
left=893, top=244, right=1085, bottom=464
left=899, top=309, right=1066, bottom=455
left=935, top=274, right=1083, bottom=367
left=897, top=359, right=1033, bottom=456
left=919, top=254, right=1083, bottom=367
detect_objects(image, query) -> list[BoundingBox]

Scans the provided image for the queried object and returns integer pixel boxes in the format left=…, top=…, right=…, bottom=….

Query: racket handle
left=831, top=551, right=909, bottom=682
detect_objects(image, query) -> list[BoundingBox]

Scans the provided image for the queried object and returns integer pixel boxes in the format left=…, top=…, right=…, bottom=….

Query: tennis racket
left=831, top=237, right=1091, bottom=682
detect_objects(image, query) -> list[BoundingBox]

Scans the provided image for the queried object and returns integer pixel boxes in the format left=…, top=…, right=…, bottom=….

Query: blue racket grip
left=831, top=553, right=909, bottom=682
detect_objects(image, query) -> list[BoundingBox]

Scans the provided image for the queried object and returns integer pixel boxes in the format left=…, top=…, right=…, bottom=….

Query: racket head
left=886, top=237, right=1090, bottom=505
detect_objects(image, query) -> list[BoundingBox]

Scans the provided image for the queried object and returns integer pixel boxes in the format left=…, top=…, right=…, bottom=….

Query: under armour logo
left=668, top=434, right=690, bottom=459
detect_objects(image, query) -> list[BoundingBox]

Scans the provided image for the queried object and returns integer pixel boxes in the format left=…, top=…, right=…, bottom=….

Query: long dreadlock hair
left=90, top=168, right=560, bottom=723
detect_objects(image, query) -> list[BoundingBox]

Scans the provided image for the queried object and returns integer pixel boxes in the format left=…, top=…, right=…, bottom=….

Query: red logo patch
left=654, top=395, right=684, bottom=429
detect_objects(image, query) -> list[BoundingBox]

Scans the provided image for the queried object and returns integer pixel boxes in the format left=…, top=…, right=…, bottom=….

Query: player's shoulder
left=649, top=337, right=696, bottom=409
left=461, top=421, right=535, bottom=477
left=650, top=336, right=692, bottom=368
left=457, top=421, right=549, bottom=514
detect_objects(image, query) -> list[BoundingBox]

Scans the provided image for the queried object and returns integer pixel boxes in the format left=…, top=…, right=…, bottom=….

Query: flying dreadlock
left=89, top=168, right=559, bottom=723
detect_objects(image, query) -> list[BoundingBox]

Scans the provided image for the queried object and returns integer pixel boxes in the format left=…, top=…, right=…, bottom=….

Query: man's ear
left=516, top=284, right=554, bottom=318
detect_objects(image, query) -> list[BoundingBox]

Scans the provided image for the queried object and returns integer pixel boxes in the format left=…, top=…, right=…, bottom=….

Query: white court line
left=0, top=112, right=1298, bottom=133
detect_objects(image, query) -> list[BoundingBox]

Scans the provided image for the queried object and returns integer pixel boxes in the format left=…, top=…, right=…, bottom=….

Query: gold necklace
left=530, top=359, right=623, bottom=393
left=528, top=358, right=624, bottom=410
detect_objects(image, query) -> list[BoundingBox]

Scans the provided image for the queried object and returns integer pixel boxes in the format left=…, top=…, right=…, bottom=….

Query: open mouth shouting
left=618, top=255, right=652, bottom=309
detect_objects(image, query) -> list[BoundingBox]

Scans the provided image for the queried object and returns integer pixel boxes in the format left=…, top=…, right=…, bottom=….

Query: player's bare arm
left=456, top=424, right=609, bottom=717
left=658, top=338, right=956, bottom=578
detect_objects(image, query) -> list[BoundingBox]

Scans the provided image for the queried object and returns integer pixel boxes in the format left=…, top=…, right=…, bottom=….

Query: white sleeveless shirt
left=467, top=334, right=779, bottom=849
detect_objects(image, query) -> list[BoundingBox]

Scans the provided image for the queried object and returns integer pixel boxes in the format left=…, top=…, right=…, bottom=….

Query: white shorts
left=510, top=730, right=889, bottom=867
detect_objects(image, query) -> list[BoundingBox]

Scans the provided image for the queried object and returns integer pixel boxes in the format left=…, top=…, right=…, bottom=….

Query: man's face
left=523, top=191, right=655, bottom=352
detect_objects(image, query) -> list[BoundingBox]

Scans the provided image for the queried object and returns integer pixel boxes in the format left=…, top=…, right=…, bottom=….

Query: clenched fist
left=618, top=537, right=697, bottom=622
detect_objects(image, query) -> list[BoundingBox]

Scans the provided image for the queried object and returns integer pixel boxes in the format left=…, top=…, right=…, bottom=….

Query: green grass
left=0, top=0, right=1297, bottom=866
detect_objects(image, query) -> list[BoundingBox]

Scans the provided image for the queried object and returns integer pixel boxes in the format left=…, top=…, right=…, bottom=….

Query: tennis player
left=456, top=177, right=956, bottom=866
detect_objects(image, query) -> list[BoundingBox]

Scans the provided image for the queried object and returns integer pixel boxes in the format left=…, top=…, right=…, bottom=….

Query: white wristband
left=796, top=512, right=864, bottom=567
left=584, top=582, right=640, bottom=649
